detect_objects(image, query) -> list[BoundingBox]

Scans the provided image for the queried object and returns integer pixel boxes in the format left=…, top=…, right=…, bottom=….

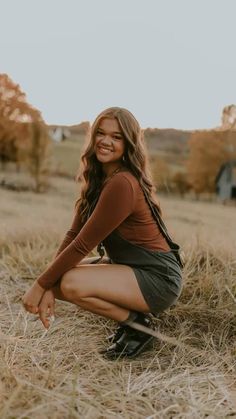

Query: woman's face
left=94, top=118, right=126, bottom=166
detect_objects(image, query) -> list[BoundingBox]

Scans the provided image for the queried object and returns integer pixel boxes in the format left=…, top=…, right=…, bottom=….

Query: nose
left=101, top=135, right=112, bottom=147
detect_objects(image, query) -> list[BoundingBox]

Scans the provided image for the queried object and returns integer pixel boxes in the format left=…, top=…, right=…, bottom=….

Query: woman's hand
left=38, top=290, right=55, bottom=329
left=22, top=281, right=45, bottom=314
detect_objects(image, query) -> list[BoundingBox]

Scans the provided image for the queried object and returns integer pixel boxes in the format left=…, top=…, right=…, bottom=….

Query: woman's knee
left=60, top=270, right=88, bottom=300
left=60, top=270, right=77, bottom=299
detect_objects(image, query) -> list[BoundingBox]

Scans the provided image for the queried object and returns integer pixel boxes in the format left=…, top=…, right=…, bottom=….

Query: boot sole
left=125, top=335, right=155, bottom=359
left=103, top=335, right=155, bottom=360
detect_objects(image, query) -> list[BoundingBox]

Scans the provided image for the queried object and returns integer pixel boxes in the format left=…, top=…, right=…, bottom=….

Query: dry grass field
left=0, top=176, right=236, bottom=418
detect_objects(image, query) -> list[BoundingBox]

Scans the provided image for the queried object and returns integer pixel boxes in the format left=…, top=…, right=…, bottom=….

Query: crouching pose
left=22, top=107, right=183, bottom=360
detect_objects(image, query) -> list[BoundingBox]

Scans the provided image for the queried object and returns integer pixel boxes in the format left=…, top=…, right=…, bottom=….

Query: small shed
left=215, top=160, right=236, bottom=200
left=48, top=126, right=71, bottom=142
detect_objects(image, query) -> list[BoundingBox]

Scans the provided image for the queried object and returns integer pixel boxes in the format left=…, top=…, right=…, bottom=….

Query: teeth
left=99, top=147, right=112, bottom=153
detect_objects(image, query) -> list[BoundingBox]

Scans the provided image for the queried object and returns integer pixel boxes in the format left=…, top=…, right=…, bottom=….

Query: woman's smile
left=97, top=146, right=113, bottom=155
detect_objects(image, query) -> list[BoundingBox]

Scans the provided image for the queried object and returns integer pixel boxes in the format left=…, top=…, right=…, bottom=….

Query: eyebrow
left=97, top=128, right=123, bottom=135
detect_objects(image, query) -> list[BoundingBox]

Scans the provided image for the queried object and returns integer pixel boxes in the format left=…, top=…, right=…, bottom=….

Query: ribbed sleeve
left=54, top=205, right=84, bottom=257
left=54, top=230, right=78, bottom=257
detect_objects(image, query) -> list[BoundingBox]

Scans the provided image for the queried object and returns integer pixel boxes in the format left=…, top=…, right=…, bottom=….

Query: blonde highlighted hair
left=76, top=107, right=161, bottom=222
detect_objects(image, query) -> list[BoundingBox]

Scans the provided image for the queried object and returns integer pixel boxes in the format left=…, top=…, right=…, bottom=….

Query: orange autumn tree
left=27, top=121, right=51, bottom=192
left=0, top=73, right=51, bottom=191
left=187, top=130, right=236, bottom=195
left=150, top=155, right=171, bottom=192
left=172, top=171, right=190, bottom=197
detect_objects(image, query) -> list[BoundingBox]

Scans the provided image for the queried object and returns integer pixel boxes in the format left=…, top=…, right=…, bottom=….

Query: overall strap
left=142, top=189, right=184, bottom=269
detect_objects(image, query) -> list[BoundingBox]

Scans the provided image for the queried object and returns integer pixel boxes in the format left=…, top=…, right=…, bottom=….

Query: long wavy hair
left=76, top=107, right=162, bottom=223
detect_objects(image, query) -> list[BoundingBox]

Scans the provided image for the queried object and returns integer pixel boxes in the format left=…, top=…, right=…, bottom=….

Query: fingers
left=39, top=301, right=55, bottom=329
left=48, top=301, right=55, bottom=318
left=21, top=293, right=39, bottom=314
left=21, top=283, right=45, bottom=314
left=39, top=308, right=50, bottom=329
left=22, top=290, right=55, bottom=329
left=22, top=300, right=39, bottom=314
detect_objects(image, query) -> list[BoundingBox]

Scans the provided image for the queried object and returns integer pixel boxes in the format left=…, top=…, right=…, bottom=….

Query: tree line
left=150, top=128, right=236, bottom=197
left=1, top=73, right=236, bottom=196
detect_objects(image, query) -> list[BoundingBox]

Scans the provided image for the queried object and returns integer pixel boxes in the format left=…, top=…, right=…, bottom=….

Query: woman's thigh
left=60, top=264, right=150, bottom=313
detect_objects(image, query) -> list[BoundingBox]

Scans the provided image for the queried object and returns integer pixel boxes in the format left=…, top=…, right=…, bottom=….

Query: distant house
left=216, top=160, right=236, bottom=200
left=48, top=126, right=71, bottom=142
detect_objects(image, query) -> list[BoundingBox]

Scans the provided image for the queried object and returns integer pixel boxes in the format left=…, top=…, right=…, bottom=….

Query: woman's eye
left=96, top=131, right=123, bottom=140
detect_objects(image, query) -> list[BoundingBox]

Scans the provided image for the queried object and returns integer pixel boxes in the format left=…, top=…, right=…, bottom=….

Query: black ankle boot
left=106, top=324, right=127, bottom=344
left=101, top=313, right=155, bottom=360
left=106, top=313, right=146, bottom=344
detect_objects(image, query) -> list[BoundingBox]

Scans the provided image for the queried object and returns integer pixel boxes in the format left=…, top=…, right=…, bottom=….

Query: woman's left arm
left=22, top=207, right=83, bottom=313
left=24, top=175, right=136, bottom=302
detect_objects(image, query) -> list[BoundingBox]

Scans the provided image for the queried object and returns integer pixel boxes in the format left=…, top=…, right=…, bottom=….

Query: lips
left=97, top=146, right=113, bottom=154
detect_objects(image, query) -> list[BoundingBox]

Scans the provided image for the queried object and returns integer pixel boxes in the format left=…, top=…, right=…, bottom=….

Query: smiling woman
left=22, top=106, right=183, bottom=360
left=95, top=118, right=125, bottom=175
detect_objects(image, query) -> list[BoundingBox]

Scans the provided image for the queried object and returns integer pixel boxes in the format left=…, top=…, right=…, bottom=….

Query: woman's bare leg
left=56, top=263, right=150, bottom=323
left=51, top=257, right=111, bottom=301
left=52, top=256, right=111, bottom=301
left=52, top=285, right=131, bottom=322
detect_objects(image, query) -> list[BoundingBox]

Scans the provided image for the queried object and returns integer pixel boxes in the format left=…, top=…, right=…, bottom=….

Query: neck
left=101, top=166, right=128, bottom=185
left=103, top=164, right=125, bottom=179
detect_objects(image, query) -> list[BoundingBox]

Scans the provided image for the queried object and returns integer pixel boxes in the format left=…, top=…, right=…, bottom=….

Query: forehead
left=98, top=117, right=121, bottom=132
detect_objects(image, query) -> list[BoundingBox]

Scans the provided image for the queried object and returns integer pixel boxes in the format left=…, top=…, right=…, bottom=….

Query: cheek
left=119, top=140, right=126, bottom=154
left=94, top=137, right=99, bottom=146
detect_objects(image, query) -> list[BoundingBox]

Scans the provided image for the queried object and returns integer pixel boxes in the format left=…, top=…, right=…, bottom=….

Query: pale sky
left=1, top=0, right=236, bottom=130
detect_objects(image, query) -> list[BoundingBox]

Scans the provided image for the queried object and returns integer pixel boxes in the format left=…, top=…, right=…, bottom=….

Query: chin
left=96, top=155, right=109, bottom=163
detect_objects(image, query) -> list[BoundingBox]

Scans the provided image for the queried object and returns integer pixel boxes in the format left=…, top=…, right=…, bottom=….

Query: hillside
left=144, top=128, right=190, bottom=154
left=48, top=123, right=191, bottom=154
left=46, top=124, right=192, bottom=178
left=48, top=103, right=236, bottom=158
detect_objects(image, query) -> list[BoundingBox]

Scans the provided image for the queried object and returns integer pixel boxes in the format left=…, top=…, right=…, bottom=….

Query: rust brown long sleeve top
left=37, top=171, right=170, bottom=289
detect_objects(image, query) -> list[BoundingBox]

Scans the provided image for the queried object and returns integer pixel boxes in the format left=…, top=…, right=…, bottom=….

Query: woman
left=22, top=107, right=182, bottom=360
